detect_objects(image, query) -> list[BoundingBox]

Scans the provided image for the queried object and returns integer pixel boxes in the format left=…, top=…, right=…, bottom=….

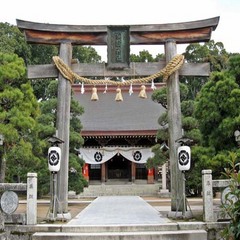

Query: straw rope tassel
left=139, top=85, right=147, bottom=99
left=91, top=86, right=99, bottom=101
left=115, top=87, right=123, bottom=101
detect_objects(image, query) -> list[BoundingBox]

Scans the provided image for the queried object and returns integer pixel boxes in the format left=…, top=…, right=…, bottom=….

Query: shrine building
left=72, top=83, right=166, bottom=184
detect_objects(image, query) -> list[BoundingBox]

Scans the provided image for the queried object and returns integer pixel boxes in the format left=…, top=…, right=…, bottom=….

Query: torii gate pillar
left=56, top=43, right=72, bottom=219
left=165, top=40, right=184, bottom=211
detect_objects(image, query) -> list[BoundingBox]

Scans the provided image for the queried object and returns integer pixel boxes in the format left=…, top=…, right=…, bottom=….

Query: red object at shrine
left=83, top=163, right=89, bottom=181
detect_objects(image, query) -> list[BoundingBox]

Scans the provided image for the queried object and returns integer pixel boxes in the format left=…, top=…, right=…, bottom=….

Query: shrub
left=220, top=152, right=240, bottom=240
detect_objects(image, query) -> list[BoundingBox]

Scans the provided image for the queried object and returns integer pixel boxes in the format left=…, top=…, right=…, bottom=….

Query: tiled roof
left=72, top=83, right=166, bottom=136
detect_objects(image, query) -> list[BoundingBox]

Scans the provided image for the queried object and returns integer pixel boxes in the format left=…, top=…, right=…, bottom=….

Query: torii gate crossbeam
left=17, top=17, right=219, bottom=45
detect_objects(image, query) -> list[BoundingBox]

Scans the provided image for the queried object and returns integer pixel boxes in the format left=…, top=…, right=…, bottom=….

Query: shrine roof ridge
left=81, top=130, right=157, bottom=138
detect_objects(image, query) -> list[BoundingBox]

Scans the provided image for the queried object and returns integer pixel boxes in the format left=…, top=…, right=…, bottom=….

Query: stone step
left=22, top=222, right=207, bottom=233
left=61, top=223, right=179, bottom=232
left=79, top=183, right=161, bottom=197
left=32, top=230, right=207, bottom=240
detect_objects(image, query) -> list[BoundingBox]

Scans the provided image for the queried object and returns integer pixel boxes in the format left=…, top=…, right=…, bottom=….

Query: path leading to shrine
left=67, top=196, right=170, bottom=225
left=31, top=196, right=211, bottom=239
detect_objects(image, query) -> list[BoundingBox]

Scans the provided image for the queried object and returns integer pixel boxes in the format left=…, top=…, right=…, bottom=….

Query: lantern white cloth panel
left=80, top=147, right=153, bottom=164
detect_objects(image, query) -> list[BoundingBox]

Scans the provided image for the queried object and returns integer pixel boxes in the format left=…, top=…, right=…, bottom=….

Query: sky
left=1, top=0, right=239, bottom=61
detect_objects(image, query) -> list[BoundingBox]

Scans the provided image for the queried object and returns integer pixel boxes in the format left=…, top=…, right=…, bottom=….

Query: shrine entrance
left=107, top=154, right=130, bottom=180
left=81, top=147, right=152, bottom=183
left=88, top=153, right=148, bottom=183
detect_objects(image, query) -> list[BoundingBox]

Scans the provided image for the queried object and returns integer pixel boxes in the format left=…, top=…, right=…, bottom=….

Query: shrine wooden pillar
left=147, top=168, right=154, bottom=184
left=83, top=163, right=89, bottom=181
left=131, top=162, right=136, bottom=182
left=101, top=162, right=106, bottom=183
left=165, top=40, right=184, bottom=211
left=56, top=43, right=72, bottom=218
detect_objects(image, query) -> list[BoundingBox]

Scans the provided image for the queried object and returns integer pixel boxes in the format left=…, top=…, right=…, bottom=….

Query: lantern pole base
left=57, top=212, right=72, bottom=221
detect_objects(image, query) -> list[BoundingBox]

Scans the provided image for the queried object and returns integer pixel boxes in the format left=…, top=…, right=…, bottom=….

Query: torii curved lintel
left=16, top=16, right=219, bottom=45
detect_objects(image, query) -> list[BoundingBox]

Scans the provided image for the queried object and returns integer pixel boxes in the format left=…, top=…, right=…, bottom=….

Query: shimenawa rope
left=52, top=54, right=184, bottom=85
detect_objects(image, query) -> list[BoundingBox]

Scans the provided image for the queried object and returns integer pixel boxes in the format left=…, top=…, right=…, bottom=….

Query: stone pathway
left=68, top=196, right=171, bottom=225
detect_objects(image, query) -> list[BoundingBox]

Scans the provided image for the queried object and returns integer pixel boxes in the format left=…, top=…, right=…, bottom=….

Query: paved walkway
left=68, top=196, right=171, bottom=225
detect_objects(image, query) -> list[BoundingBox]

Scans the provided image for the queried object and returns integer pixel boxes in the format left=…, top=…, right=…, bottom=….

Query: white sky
left=1, top=0, right=239, bottom=61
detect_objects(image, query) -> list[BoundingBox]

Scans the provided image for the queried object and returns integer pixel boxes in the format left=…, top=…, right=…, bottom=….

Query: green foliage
left=151, top=87, right=167, bottom=108
left=73, top=46, right=101, bottom=63
left=0, top=22, right=31, bottom=62
left=155, top=53, right=165, bottom=62
left=182, top=117, right=198, bottom=131
left=29, top=44, right=58, bottom=65
left=16, top=34, right=95, bottom=195
left=151, top=83, right=189, bottom=109
left=180, top=76, right=208, bottom=100
left=6, top=139, right=41, bottom=182
left=182, top=40, right=229, bottom=99
left=157, top=112, right=168, bottom=127
left=37, top=79, right=85, bottom=194
left=149, top=82, right=203, bottom=194
left=0, top=24, right=95, bottom=195
left=146, top=144, right=168, bottom=169
left=183, top=128, right=202, bottom=145
left=184, top=40, right=229, bottom=72
left=227, top=54, right=240, bottom=86
left=130, top=51, right=164, bottom=62
left=68, top=171, right=88, bottom=194
left=0, top=40, right=87, bottom=195
left=0, top=52, right=26, bottom=88
left=194, top=71, right=240, bottom=151
left=186, top=146, right=216, bottom=195
left=181, top=100, right=195, bottom=117
left=68, top=153, right=88, bottom=194
left=220, top=152, right=240, bottom=240
left=0, top=52, right=47, bottom=187
left=130, top=50, right=154, bottom=62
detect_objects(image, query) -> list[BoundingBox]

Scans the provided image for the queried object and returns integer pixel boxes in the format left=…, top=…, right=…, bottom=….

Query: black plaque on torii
left=107, top=26, right=130, bottom=69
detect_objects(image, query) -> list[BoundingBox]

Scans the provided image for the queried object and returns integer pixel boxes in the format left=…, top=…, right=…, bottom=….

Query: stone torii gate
left=17, top=16, right=219, bottom=219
